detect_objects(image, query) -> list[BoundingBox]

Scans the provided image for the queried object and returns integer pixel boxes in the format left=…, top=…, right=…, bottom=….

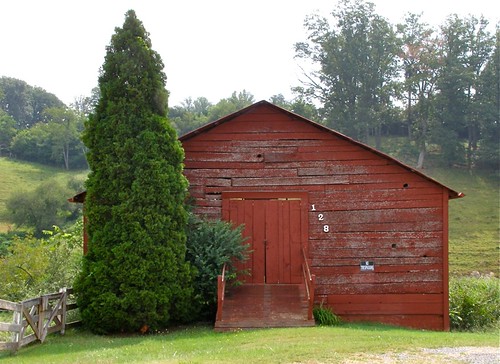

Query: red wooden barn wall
left=181, top=101, right=459, bottom=331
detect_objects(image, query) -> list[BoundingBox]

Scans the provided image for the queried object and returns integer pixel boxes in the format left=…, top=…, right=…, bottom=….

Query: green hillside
left=0, top=157, right=88, bottom=232
left=0, top=157, right=497, bottom=275
left=424, top=168, right=499, bottom=276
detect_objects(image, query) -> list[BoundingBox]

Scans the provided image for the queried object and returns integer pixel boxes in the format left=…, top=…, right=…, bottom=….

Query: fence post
left=60, top=288, right=67, bottom=335
left=11, top=308, right=22, bottom=351
left=40, top=294, right=49, bottom=342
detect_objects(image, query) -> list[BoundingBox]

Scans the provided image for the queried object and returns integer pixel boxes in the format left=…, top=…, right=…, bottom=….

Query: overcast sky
left=1, top=0, right=498, bottom=107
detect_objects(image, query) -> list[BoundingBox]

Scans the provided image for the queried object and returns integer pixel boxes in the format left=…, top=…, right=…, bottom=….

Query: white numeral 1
left=311, top=204, right=316, bottom=211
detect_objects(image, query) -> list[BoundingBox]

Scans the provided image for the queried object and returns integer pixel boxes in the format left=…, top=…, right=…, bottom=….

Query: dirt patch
left=343, top=346, right=499, bottom=364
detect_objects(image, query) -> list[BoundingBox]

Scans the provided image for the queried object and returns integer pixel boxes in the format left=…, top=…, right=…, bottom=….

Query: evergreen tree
left=75, top=10, right=195, bottom=334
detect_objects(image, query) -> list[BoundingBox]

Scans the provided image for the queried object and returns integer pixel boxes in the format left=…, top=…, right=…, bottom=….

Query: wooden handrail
left=216, top=263, right=227, bottom=322
left=301, top=247, right=316, bottom=320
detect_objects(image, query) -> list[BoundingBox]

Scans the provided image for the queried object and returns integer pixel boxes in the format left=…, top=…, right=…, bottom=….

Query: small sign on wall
left=360, top=261, right=375, bottom=271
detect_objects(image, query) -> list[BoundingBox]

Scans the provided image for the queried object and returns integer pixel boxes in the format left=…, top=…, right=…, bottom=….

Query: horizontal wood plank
left=331, top=302, right=443, bottom=315
left=328, top=293, right=443, bottom=304
left=191, top=132, right=334, bottom=141
left=336, top=313, right=444, bottom=330
left=0, top=322, right=22, bottom=333
left=312, top=264, right=442, bottom=275
left=310, top=222, right=443, bottom=235
left=0, top=300, right=21, bottom=311
left=311, top=256, right=442, bottom=267
left=309, top=198, right=443, bottom=211
left=310, top=247, right=442, bottom=258
left=0, top=342, right=17, bottom=351
left=315, top=270, right=441, bottom=285
left=316, top=281, right=443, bottom=295
left=298, top=164, right=410, bottom=176
left=318, top=208, right=443, bottom=224
left=210, top=119, right=320, bottom=134
left=232, top=176, right=350, bottom=186
left=265, top=150, right=379, bottom=162
left=185, top=162, right=264, bottom=170
left=185, top=168, right=298, bottom=178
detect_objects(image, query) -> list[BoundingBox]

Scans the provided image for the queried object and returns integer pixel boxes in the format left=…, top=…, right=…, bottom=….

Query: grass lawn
left=0, top=324, right=498, bottom=363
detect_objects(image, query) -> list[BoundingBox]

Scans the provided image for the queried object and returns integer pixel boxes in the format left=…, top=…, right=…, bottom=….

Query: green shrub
left=313, top=303, right=342, bottom=326
left=449, top=276, right=500, bottom=331
left=0, top=231, right=28, bottom=257
left=6, top=179, right=80, bottom=237
left=0, top=223, right=82, bottom=301
left=186, top=215, right=249, bottom=320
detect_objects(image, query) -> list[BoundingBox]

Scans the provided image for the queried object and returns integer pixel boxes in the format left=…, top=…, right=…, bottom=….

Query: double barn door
left=222, top=193, right=307, bottom=284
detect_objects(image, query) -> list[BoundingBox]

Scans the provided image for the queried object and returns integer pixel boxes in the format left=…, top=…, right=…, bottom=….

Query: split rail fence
left=0, top=287, right=79, bottom=352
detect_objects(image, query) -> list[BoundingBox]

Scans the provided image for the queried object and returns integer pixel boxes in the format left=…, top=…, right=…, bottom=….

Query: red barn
left=180, top=100, right=462, bottom=331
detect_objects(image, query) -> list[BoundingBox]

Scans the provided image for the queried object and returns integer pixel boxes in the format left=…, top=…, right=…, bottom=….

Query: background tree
left=434, top=15, right=494, bottom=167
left=9, top=107, right=86, bottom=169
left=207, top=90, right=255, bottom=121
left=75, top=10, right=195, bottom=334
left=460, top=16, right=495, bottom=169
left=0, top=110, right=16, bottom=156
left=0, top=77, right=64, bottom=129
left=169, top=96, right=212, bottom=135
left=269, top=94, right=320, bottom=121
left=169, top=91, right=255, bottom=135
left=70, top=87, right=100, bottom=118
left=474, top=27, right=500, bottom=170
left=397, top=13, right=440, bottom=168
left=41, top=107, right=84, bottom=170
left=10, top=123, right=53, bottom=164
left=294, top=0, right=399, bottom=145
left=6, top=180, right=77, bottom=237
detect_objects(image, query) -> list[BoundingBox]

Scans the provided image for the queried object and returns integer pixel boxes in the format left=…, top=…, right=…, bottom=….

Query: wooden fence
left=0, top=287, right=79, bottom=352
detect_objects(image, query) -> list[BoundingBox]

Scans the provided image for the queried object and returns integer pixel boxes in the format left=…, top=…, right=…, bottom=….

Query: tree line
left=293, top=0, right=499, bottom=170
left=1, top=0, right=498, bottom=171
left=0, top=77, right=89, bottom=169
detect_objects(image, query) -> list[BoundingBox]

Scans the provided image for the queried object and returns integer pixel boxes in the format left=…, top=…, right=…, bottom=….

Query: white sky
left=1, top=0, right=498, bottom=107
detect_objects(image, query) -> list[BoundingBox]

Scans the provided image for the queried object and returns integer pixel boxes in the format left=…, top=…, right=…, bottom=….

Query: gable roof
left=180, top=100, right=463, bottom=199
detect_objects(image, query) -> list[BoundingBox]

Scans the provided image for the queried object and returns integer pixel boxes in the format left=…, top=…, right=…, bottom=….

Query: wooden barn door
left=222, top=193, right=307, bottom=284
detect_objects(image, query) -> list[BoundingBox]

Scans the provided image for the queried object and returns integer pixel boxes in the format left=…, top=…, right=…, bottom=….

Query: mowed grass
left=424, top=168, right=499, bottom=276
left=0, top=157, right=88, bottom=232
left=0, top=324, right=498, bottom=363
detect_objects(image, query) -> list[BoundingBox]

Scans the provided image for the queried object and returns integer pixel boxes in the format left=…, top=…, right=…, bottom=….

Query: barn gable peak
left=179, top=100, right=463, bottom=199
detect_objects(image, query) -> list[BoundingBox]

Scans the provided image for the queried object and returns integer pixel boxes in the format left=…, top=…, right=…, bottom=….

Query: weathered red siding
left=181, top=101, right=458, bottom=331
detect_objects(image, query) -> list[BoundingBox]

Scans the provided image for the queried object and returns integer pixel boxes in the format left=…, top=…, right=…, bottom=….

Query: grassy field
left=0, top=157, right=88, bottom=232
left=0, top=324, right=498, bottom=363
left=424, top=168, right=499, bottom=276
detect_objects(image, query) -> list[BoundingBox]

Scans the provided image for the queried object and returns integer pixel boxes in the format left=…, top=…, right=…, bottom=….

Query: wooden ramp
left=215, top=284, right=315, bottom=331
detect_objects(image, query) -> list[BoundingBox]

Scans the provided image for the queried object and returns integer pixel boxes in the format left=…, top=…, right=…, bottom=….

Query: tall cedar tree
left=75, top=10, right=195, bottom=334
